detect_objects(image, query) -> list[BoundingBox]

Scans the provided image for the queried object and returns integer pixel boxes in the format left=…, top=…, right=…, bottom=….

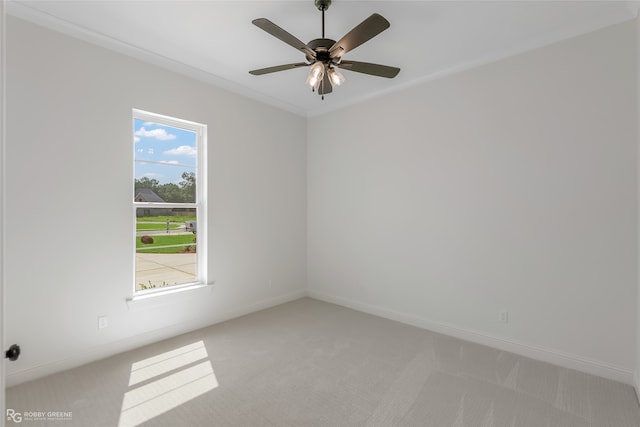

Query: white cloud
left=135, top=127, right=176, bottom=140
left=137, top=148, right=144, bottom=153
left=164, top=145, right=196, bottom=157
left=148, top=148, right=154, bottom=155
left=134, top=136, right=141, bottom=143
left=143, top=173, right=163, bottom=178
left=159, top=160, right=179, bottom=165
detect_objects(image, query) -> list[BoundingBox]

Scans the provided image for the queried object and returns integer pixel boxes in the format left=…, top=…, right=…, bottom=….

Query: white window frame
left=132, top=109, right=207, bottom=298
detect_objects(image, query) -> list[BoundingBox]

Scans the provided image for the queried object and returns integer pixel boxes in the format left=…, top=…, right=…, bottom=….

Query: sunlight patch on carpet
left=118, top=341, right=218, bottom=426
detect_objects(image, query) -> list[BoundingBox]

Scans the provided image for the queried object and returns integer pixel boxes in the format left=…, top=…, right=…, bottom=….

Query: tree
left=134, top=172, right=195, bottom=203
left=179, top=172, right=196, bottom=202
left=156, top=182, right=182, bottom=203
left=134, top=177, right=159, bottom=191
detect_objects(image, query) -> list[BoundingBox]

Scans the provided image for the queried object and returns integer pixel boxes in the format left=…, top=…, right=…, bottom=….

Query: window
left=133, top=109, right=207, bottom=295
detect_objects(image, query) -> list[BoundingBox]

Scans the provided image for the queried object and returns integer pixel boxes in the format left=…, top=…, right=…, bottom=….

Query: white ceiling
left=7, top=1, right=640, bottom=117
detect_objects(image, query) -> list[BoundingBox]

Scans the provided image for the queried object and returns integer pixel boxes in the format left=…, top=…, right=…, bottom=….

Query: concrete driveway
left=135, top=252, right=196, bottom=290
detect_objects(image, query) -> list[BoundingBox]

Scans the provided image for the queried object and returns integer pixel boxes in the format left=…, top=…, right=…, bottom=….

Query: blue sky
left=133, top=119, right=197, bottom=185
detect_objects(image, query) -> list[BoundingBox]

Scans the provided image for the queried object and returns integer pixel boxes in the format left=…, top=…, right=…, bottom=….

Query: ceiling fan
left=249, top=0, right=400, bottom=99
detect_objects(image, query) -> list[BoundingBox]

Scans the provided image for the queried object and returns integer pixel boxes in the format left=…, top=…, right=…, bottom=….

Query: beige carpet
left=6, top=298, right=640, bottom=426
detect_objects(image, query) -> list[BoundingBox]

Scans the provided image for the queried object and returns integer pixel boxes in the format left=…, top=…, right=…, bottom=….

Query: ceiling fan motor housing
left=306, top=38, right=336, bottom=63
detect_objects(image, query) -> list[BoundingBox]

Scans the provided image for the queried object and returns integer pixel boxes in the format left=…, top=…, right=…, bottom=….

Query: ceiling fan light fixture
left=306, top=62, right=325, bottom=91
left=250, top=1, right=400, bottom=98
left=328, top=67, right=345, bottom=86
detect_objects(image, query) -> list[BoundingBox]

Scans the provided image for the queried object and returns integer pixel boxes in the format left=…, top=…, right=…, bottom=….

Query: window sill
left=126, top=281, right=214, bottom=310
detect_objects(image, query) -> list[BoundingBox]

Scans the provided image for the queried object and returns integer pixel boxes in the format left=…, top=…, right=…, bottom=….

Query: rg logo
left=6, top=409, right=22, bottom=423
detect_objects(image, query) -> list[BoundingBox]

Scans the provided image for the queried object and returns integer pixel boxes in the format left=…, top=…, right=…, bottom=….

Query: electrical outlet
left=499, top=310, right=509, bottom=323
left=98, top=316, right=109, bottom=329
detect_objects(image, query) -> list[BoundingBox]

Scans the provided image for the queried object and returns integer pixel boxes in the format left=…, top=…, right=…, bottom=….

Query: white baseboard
left=7, top=288, right=633, bottom=388
left=307, top=289, right=635, bottom=385
left=6, top=290, right=306, bottom=387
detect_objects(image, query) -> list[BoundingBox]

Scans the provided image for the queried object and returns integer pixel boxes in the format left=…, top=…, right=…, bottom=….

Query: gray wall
left=1, top=0, right=6, bottom=415
left=5, top=14, right=639, bottom=387
left=308, top=20, right=637, bottom=383
left=636, top=10, right=640, bottom=395
left=5, top=16, right=308, bottom=386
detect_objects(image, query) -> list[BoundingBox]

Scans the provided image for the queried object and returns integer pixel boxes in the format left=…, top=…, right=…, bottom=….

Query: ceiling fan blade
left=329, top=13, right=390, bottom=59
left=249, top=63, right=310, bottom=75
left=336, top=60, right=400, bottom=78
left=318, top=72, right=333, bottom=95
left=252, top=18, right=316, bottom=58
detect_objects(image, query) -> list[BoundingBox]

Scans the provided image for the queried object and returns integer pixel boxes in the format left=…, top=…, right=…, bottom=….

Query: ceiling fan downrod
left=315, top=0, right=331, bottom=38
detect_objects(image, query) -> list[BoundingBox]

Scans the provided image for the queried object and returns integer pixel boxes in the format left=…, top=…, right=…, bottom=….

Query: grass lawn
left=136, top=223, right=183, bottom=231
left=136, top=234, right=196, bottom=254
left=137, top=215, right=196, bottom=223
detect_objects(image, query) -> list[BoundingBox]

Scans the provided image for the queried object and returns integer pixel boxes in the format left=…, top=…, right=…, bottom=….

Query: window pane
left=135, top=207, right=197, bottom=291
left=133, top=119, right=197, bottom=203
